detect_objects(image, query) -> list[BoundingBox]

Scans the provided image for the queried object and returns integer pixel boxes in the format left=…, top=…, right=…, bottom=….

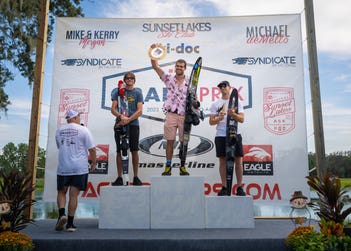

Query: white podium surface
left=98, top=176, right=255, bottom=229
left=205, top=196, right=255, bottom=228
left=99, top=186, right=150, bottom=229
left=150, top=176, right=205, bottom=229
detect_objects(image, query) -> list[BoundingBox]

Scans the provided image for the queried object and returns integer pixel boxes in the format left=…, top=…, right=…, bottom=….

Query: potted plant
left=0, top=168, right=36, bottom=251
left=285, top=173, right=351, bottom=250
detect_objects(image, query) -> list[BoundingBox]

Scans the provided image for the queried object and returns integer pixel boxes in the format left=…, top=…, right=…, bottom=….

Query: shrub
left=285, top=225, right=324, bottom=251
left=0, top=231, right=34, bottom=251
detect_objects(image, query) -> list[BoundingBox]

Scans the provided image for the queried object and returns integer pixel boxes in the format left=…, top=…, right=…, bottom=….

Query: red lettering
left=82, top=181, right=281, bottom=200
left=81, top=182, right=98, bottom=198
left=97, top=182, right=110, bottom=195
left=175, top=31, right=195, bottom=38
left=79, top=36, right=105, bottom=49
left=204, top=183, right=211, bottom=195
left=203, top=182, right=281, bottom=200
left=246, top=183, right=261, bottom=199
left=246, top=35, right=289, bottom=45
left=157, top=31, right=172, bottom=38
left=262, top=183, right=281, bottom=200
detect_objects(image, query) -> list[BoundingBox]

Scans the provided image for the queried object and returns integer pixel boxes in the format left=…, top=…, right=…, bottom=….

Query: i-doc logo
left=139, top=134, right=213, bottom=157
left=163, top=43, right=200, bottom=54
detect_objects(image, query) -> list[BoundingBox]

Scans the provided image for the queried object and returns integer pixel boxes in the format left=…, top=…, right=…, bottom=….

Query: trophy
left=148, top=43, right=167, bottom=60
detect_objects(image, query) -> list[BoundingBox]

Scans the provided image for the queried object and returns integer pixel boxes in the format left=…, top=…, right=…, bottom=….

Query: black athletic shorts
left=214, top=134, right=243, bottom=158
left=114, top=124, right=140, bottom=152
left=57, top=173, right=89, bottom=191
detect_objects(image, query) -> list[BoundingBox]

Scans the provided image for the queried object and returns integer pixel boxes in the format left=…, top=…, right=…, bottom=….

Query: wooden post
left=25, top=0, right=50, bottom=219
left=304, top=0, right=326, bottom=178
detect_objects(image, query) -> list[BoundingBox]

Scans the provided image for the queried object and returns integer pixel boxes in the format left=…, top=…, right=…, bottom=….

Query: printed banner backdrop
left=44, top=15, right=309, bottom=206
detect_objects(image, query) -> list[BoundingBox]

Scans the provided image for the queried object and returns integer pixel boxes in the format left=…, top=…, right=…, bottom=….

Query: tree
left=0, top=142, right=46, bottom=178
left=0, top=0, right=84, bottom=116
left=308, top=151, right=351, bottom=178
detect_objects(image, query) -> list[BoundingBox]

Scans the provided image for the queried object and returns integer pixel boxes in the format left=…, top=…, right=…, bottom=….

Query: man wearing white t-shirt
left=209, top=81, right=246, bottom=196
left=55, top=109, right=96, bottom=232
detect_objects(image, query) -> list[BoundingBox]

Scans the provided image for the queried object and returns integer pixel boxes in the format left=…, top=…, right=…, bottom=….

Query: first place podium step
left=99, top=176, right=254, bottom=229
left=150, top=176, right=205, bottom=229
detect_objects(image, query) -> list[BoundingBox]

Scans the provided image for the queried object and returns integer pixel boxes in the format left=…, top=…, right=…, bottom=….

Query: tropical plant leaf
left=307, top=173, right=351, bottom=224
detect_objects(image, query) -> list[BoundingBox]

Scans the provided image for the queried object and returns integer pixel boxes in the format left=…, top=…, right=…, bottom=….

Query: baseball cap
left=217, top=81, right=230, bottom=88
left=65, top=109, right=81, bottom=119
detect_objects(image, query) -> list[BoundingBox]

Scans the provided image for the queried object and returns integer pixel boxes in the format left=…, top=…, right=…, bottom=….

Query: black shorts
left=215, top=134, right=243, bottom=158
left=57, top=174, right=89, bottom=191
left=114, top=124, right=140, bottom=152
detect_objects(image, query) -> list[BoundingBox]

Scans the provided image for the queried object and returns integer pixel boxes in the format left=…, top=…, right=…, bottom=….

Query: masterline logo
left=139, top=134, right=213, bottom=158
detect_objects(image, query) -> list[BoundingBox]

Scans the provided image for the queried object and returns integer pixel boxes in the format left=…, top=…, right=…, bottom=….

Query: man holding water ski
left=111, top=72, right=144, bottom=186
left=150, top=43, right=190, bottom=176
left=209, top=80, right=246, bottom=196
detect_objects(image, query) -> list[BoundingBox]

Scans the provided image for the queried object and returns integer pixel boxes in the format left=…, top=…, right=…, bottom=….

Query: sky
left=0, top=0, right=350, bottom=155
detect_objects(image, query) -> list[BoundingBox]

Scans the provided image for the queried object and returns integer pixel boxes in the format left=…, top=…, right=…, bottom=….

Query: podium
left=99, top=176, right=254, bottom=229
left=99, top=186, right=150, bottom=229
left=150, top=176, right=205, bottom=229
left=206, top=196, right=255, bottom=228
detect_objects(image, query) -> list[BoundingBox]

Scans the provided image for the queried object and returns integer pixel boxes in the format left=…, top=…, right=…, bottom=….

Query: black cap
left=217, top=81, right=230, bottom=88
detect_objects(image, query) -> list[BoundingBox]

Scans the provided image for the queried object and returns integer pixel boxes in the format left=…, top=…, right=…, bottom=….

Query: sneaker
left=179, top=166, right=190, bottom=176
left=66, top=223, right=77, bottom=232
left=111, top=177, right=123, bottom=186
left=55, top=215, right=67, bottom=231
left=236, top=186, right=246, bottom=196
left=133, top=176, right=142, bottom=186
left=162, top=166, right=172, bottom=176
left=218, top=186, right=227, bottom=196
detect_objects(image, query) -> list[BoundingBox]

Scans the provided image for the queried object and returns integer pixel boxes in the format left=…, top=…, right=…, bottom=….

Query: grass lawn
left=36, top=178, right=44, bottom=192
left=341, top=178, right=351, bottom=188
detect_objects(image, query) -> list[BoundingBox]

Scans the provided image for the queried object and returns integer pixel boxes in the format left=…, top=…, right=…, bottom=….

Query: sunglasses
left=125, top=77, right=135, bottom=80
left=218, top=84, right=229, bottom=88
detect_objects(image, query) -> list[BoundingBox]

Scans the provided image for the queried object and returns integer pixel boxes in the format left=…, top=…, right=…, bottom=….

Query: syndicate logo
left=243, top=145, right=273, bottom=176
left=246, top=24, right=290, bottom=44
left=232, top=56, right=296, bottom=67
left=61, top=58, right=122, bottom=68
left=139, top=134, right=213, bottom=157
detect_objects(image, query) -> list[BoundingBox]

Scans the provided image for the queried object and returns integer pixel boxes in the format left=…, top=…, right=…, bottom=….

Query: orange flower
left=0, top=231, right=34, bottom=251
